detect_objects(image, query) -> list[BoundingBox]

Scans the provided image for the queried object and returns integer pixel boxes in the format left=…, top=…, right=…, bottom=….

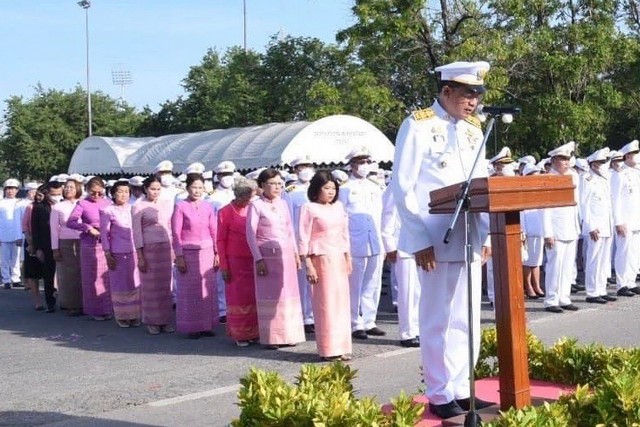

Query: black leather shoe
left=629, top=286, right=640, bottom=295
left=585, top=296, right=607, bottom=304
left=455, top=397, right=496, bottom=411
left=428, top=400, right=465, bottom=419
left=560, top=304, right=579, bottom=311
left=304, top=324, right=315, bottom=334
left=602, top=295, right=617, bottom=302
left=545, top=306, right=563, bottom=313
left=574, top=284, right=586, bottom=291
left=352, top=330, right=368, bottom=340
left=399, top=338, right=420, bottom=347
left=219, top=316, right=227, bottom=324
left=365, top=327, right=386, bottom=336
left=12, top=282, right=24, bottom=288
left=617, top=287, right=635, bottom=297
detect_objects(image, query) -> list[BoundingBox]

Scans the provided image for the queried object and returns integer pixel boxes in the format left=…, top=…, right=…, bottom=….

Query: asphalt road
left=1, top=280, right=639, bottom=427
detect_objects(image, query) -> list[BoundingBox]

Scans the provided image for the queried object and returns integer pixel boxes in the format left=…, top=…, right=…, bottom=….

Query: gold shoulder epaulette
left=465, top=116, right=482, bottom=128
left=411, top=108, right=435, bottom=121
left=285, top=185, right=296, bottom=193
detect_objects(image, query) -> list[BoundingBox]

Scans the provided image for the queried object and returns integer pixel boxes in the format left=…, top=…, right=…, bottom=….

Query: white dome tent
left=67, top=115, right=394, bottom=175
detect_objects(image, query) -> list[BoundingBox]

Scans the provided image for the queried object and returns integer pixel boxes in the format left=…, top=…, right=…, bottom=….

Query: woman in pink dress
left=246, top=168, right=305, bottom=349
left=299, top=170, right=352, bottom=361
left=51, top=177, right=83, bottom=316
left=217, top=178, right=259, bottom=347
left=132, top=176, right=175, bottom=335
left=100, top=181, right=141, bottom=328
left=67, top=177, right=113, bottom=321
left=171, top=173, right=218, bottom=339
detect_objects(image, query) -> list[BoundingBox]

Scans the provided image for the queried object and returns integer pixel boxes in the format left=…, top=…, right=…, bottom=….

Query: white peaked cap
left=620, top=139, right=640, bottom=156
left=128, top=176, right=145, bottom=187
left=56, top=173, right=70, bottom=182
left=346, top=146, right=372, bottom=162
left=435, top=61, right=490, bottom=92
left=290, top=155, right=314, bottom=168
left=202, top=170, right=213, bottom=180
left=24, top=182, right=40, bottom=190
left=518, top=155, right=536, bottom=165
left=522, top=164, right=541, bottom=176
left=214, top=161, right=236, bottom=174
left=331, top=169, right=349, bottom=183
left=574, top=158, right=589, bottom=172
left=609, top=150, right=623, bottom=161
left=177, top=174, right=187, bottom=183
left=68, top=174, right=85, bottom=183
left=548, top=141, right=576, bottom=158
left=106, top=180, right=117, bottom=187
left=48, top=175, right=59, bottom=183
left=3, top=178, right=20, bottom=188
left=184, top=162, right=205, bottom=175
left=536, top=158, right=550, bottom=169
left=154, top=160, right=174, bottom=173
left=489, top=147, right=513, bottom=164
left=245, top=167, right=266, bottom=180
left=587, top=147, right=610, bottom=163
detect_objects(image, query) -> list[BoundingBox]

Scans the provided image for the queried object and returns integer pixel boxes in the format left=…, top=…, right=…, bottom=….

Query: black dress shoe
left=574, top=284, right=586, bottom=291
left=219, top=315, right=227, bottom=324
left=428, top=400, right=465, bottom=419
left=560, top=304, right=579, bottom=311
left=399, top=338, right=420, bottom=347
left=602, top=295, right=617, bottom=302
left=3, top=283, right=10, bottom=290
left=352, top=330, right=368, bottom=340
left=455, top=397, right=496, bottom=411
left=45, top=306, right=56, bottom=313
left=629, top=286, right=640, bottom=295
left=585, top=296, right=607, bottom=304
left=304, top=324, right=315, bottom=334
left=617, top=287, right=635, bottom=297
left=570, top=285, right=580, bottom=294
left=12, top=282, right=24, bottom=288
left=365, top=327, right=386, bottom=336
left=545, top=306, right=563, bottom=313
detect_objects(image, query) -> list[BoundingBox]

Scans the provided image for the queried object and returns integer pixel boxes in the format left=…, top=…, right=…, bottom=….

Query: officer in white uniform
left=282, top=155, right=316, bottom=333
left=128, top=176, right=145, bottom=204
left=338, top=147, right=386, bottom=340
left=391, top=61, right=492, bottom=419
left=155, top=160, right=180, bottom=203
left=611, top=139, right=640, bottom=297
left=381, top=184, right=420, bottom=347
left=542, top=141, right=581, bottom=312
left=517, top=155, right=536, bottom=176
left=0, top=179, right=24, bottom=289
left=581, top=147, right=617, bottom=303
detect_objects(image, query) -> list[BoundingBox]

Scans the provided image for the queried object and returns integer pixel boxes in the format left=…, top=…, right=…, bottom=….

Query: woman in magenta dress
left=100, top=181, right=140, bottom=328
left=298, top=170, right=352, bottom=361
left=246, top=168, right=305, bottom=349
left=217, top=178, right=259, bottom=347
left=67, top=177, right=113, bottom=321
left=171, top=173, right=218, bottom=339
left=132, top=176, right=175, bottom=335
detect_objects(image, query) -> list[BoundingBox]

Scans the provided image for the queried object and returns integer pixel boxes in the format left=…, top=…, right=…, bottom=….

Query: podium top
left=429, top=175, right=576, bottom=214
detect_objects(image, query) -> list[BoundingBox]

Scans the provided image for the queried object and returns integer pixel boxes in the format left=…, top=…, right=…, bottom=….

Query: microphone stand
left=443, top=116, right=496, bottom=427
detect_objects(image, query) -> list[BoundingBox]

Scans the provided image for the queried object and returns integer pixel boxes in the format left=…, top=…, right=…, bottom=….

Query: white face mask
left=219, top=176, right=234, bottom=189
left=50, top=195, right=63, bottom=203
left=297, top=168, right=314, bottom=183
left=595, top=164, right=608, bottom=176
left=160, top=175, right=174, bottom=188
left=355, top=164, right=371, bottom=178
left=501, top=163, right=516, bottom=176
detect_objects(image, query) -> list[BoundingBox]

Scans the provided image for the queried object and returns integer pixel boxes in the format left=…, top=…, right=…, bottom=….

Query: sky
left=0, top=0, right=355, bottom=116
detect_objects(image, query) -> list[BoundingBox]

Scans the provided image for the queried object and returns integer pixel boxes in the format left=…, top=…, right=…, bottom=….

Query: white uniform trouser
left=217, top=272, right=226, bottom=317
left=584, top=236, right=612, bottom=298
left=349, top=254, right=383, bottom=331
left=393, top=257, right=420, bottom=340
left=389, top=264, right=398, bottom=307
left=486, top=258, right=494, bottom=305
left=1, top=241, right=21, bottom=284
left=614, top=230, right=640, bottom=290
left=419, top=260, right=481, bottom=405
left=543, top=239, right=577, bottom=307
left=297, top=264, right=314, bottom=325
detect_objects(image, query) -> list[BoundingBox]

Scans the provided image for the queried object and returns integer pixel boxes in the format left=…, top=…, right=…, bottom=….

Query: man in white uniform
left=581, top=147, right=617, bottom=304
left=542, top=141, right=581, bottom=312
left=282, top=155, right=316, bottom=333
left=0, top=179, right=24, bottom=289
left=128, top=176, right=145, bottom=204
left=155, top=160, right=180, bottom=203
left=611, top=140, right=640, bottom=297
left=391, top=61, right=492, bottom=419
left=339, top=147, right=386, bottom=340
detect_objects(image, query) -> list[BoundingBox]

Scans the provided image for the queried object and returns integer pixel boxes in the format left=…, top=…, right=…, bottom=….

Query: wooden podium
left=429, top=175, right=576, bottom=410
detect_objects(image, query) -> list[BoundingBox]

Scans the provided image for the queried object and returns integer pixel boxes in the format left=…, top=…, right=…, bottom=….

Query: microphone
left=477, top=105, right=521, bottom=116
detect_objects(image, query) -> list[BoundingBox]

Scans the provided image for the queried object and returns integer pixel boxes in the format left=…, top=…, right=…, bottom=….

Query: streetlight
left=78, top=0, right=92, bottom=136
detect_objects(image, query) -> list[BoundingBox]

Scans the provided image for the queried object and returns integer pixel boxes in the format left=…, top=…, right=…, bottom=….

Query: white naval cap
left=128, top=176, right=145, bottom=187
left=106, top=180, right=117, bottom=187
left=587, top=147, right=610, bottom=163
left=214, top=161, right=236, bottom=174
left=24, top=182, right=40, bottom=191
left=435, top=61, right=490, bottom=93
left=548, top=141, right=576, bottom=158
left=177, top=173, right=187, bottom=183
left=574, top=158, right=589, bottom=172
left=285, top=173, right=297, bottom=182
left=56, top=173, right=70, bottom=183
left=202, top=170, right=213, bottom=180
left=290, top=155, right=314, bottom=168
left=609, top=150, right=623, bottom=161
left=536, top=158, right=550, bottom=169
left=619, top=139, right=640, bottom=156
left=83, top=175, right=95, bottom=184
left=48, top=175, right=59, bottom=183
left=3, top=178, right=20, bottom=188
left=68, top=173, right=84, bottom=183
left=184, top=162, right=205, bottom=175
left=522, top=163, right=541, bottom=176
left=154, top=160, right=174, bottom=173
left=346, top=146, right=372, bottom=162
left=518, top=155, right=536, bottom=165
left=489, top=147, right=513, bottom=164
left=331, top=169, right=349, bottom=183
left=245, top=167, right=266, bottom=180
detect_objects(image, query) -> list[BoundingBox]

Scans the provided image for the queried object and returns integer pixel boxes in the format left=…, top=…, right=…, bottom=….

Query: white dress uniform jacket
left=338, top=177, right=383, bottom=257
left=0, top=198, right=23, bottom=242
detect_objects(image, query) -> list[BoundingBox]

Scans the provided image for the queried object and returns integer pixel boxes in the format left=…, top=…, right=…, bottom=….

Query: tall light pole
left=243, top=0, right=247, bottom=52
left=78, top=0, right=92, bottom=136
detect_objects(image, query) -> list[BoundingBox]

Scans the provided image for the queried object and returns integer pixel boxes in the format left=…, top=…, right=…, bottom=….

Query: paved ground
left=1, top=280, right=638, bottom=427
